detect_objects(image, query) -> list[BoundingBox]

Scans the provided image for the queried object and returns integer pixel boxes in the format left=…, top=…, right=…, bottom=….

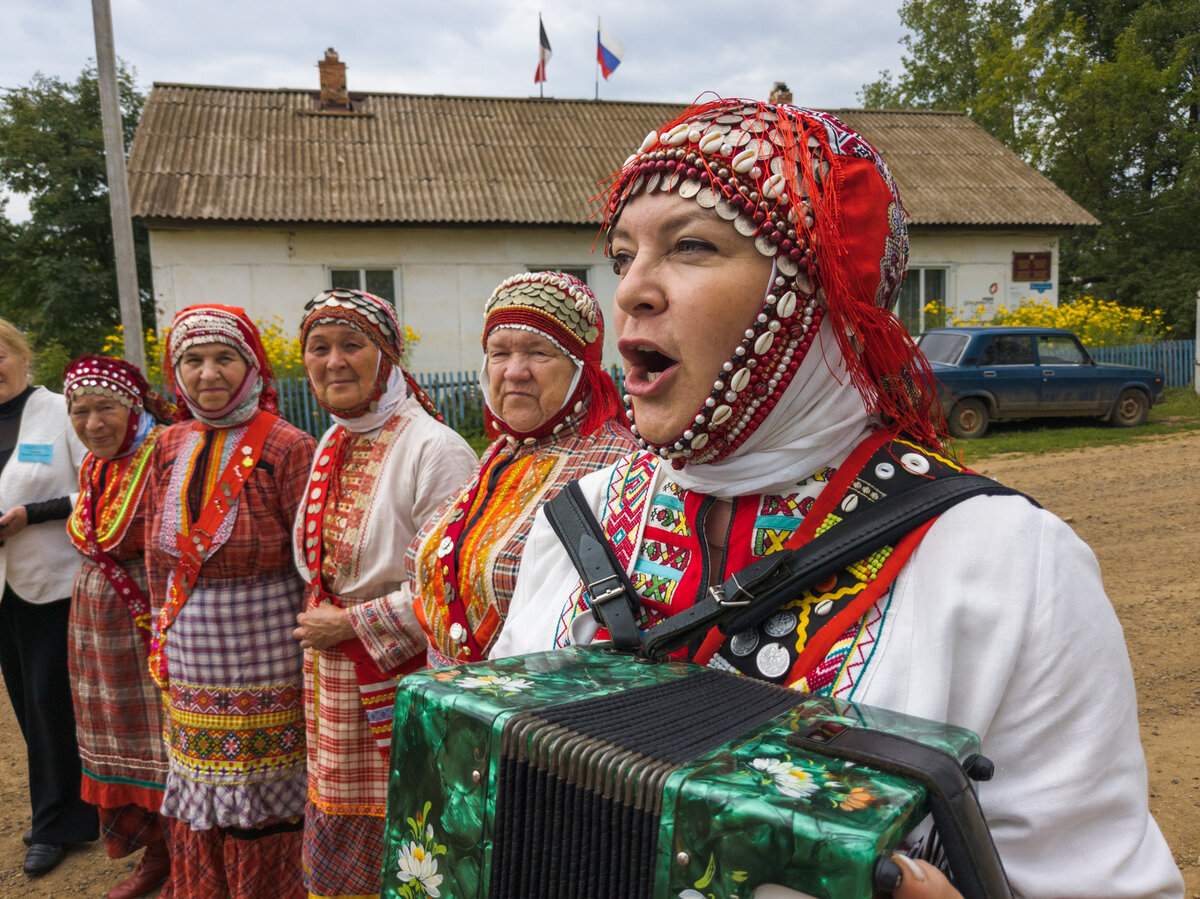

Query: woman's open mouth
left=620, top=342, right=679, bottom=394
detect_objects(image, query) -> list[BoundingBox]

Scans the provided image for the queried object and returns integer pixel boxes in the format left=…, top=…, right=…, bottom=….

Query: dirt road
left=0, top=431, right=1195, bottom=896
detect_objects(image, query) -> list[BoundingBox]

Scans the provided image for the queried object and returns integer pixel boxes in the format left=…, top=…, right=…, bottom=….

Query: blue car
left=916, top=326, right=1165, bottom=439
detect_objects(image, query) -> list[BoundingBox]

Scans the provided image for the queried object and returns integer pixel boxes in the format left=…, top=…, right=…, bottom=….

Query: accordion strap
left=641, top=472, right=1025, bottom=660
left=546, top=461, right=1029, bottom=662
left=545, top=480, right=643, bottom=652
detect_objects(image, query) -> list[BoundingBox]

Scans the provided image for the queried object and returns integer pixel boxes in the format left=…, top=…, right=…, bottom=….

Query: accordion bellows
left=382, top=646, right=981, bottom=898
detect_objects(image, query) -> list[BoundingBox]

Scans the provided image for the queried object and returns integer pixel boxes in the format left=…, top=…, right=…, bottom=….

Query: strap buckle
left=588, top=574, right=629, bottom=611
left=708, top=571, right=753, bottom=607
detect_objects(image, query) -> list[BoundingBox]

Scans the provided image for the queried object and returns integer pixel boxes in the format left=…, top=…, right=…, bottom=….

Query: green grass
left=954, top=386, right=1200, bottom=465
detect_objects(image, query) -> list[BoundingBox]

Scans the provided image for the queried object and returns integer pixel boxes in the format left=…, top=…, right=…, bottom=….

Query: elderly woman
left=408, top=271, right=636, bottom=666
left=64, top=355, right=174, bottom=899
left=290, top=288, right=477, bottom=899
left=0, top=320, right=98, bottom=877
left=492, top=100, right=1183, bottom=898
left=145, top=304, right=315, bottom=898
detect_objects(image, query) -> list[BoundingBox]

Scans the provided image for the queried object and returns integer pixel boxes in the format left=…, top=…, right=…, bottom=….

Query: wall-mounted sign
left=1012, top=252, right=1051, bottom=283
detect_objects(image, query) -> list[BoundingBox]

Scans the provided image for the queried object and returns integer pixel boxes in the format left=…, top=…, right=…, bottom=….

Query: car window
left=978, top=335, right=1035, bottom=366
left=1036, top=335, right=1087, bottom=365
left=917, top=332, right=970, bottom=365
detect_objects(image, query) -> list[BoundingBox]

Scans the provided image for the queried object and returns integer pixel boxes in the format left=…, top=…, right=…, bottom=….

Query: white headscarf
left=664, top=318, right=873, bottom=498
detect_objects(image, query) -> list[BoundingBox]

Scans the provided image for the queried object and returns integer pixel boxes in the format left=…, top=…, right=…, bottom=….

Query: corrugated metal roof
left=128, top=85, right=1099, bottom=228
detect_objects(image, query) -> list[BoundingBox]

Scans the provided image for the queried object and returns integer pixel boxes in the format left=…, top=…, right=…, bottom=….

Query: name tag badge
left=17, top=443, right=54, bottom=464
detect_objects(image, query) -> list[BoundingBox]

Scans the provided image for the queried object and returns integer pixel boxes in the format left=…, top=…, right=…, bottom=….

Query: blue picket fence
left=273, top=371, right=487, bottom=438
left=1091, top=339, right=1195, bottom=388
left=273, top=368, right=627, bottom=438
left=273, top=342, right=1194, bottom=438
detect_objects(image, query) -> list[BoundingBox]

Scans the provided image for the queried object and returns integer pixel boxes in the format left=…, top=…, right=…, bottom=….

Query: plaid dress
left=295, top=402, right=478, bottom=899
left=410, top=417, right=637, bottom=663
left=67, top=440, right=169, bottom=858
left=147, top=414, right=315, bottom=899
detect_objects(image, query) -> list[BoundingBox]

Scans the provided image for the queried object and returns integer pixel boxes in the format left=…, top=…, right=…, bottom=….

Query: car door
left=1036, top=334, right=1103, bottom=413
left=976, top=334, right=1039, bottom=414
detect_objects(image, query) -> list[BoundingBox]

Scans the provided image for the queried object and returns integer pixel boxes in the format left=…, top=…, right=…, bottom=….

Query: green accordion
left=381, top=646, right=998, bottom=899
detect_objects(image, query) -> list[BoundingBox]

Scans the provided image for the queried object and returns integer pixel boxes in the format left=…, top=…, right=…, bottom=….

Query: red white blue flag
left=535, top=16, right=552, bottom=83
left=597, top=20, right=624, bottom=79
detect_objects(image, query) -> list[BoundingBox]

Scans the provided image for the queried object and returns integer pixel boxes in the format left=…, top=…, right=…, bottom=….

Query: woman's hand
left=891, top=855, right=963, bottom=899
left=0, top=506, right=29, bottom=545
left=293, top=604, right=356, bottom=650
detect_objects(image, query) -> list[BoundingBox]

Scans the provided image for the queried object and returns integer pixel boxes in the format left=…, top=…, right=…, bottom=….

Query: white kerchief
left=332, top=364, right=408, bottom=434
left=664, top=319, right=873, bottom=498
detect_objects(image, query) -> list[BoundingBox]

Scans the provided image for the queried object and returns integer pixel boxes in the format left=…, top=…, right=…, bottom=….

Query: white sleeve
left=858, top=495, right=1183, bottom=898
left=491, top=465, right=614, bottom=659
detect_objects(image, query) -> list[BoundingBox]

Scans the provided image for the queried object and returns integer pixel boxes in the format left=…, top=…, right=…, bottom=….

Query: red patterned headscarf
left=481, top=271, right=622, bottom=441
left=165, top=304, right=278, bottom=426
left=63, top=354, right=175, bottom=455
left=600, top=97, right=946, bottom=463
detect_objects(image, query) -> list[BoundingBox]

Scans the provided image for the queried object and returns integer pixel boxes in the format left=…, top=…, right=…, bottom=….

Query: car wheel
left=948, top=398, right=989, bottom=439
left=1111, top=388, right=1149, bottom=427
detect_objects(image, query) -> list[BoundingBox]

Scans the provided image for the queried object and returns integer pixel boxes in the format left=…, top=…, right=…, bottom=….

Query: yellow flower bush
left=101, top=318, right=422, bottom=382
left=924, top=296, right=1168, bottom=348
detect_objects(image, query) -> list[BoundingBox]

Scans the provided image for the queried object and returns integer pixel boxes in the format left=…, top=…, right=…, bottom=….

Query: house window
left=329, top=268, right=396, bottom=303
left=894, top=267, right=948, bottom=335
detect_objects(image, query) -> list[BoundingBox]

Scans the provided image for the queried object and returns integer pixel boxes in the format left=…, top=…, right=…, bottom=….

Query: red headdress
left=164, top=304, right=278, bottom=425
left=300, top=289, right=442, bottom=421
left=481, top=271, right=622, bottom=441
left=600, top=98, right=946, bottom=463
left=63, top=354, right=175, bottom=455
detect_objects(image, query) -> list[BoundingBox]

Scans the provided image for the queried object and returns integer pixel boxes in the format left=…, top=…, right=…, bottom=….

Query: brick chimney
left=769, top=81, right=793, bottom=106
left=318, top=48, right=349, bottom=110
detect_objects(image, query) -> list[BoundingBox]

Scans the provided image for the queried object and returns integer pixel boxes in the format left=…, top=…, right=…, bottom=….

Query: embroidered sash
left=148, top=412, right=278, bottom=688
left=301, top=425, right=419, bottom=761
left=414, top=442, right=560, bottom=663
left=67, top=432, right=161, bottom=651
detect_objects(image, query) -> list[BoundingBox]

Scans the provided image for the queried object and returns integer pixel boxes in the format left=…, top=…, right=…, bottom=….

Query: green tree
left=861, top=0, right=1200, bottom=334
left=0, top=62, right=153, bottom=371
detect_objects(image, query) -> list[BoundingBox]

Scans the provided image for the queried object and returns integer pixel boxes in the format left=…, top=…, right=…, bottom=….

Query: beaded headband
left=64, top=354, right=148, bottom=412
left=301, top=288, right=403, bottom=366
left=601, top=98, right=941, bottom=463
left=483, top=272, right=602, bottom=364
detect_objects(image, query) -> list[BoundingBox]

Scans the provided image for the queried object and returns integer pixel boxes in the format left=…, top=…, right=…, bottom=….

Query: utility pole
left=92, top=0, right=145, bottom=371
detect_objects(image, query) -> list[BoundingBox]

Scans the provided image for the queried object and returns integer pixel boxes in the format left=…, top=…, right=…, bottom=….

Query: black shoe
left=22, top=828, right=31, bottom=846
left=23, top=842, right=64, bottom=876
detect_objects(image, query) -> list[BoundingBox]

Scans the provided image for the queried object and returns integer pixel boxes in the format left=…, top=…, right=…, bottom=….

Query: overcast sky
left=2, top=0, right=913, bottom=218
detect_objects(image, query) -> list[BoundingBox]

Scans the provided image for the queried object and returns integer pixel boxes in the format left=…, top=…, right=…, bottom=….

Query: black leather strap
left=546, top=467, right=1029, bottom=662
left=543, top=481, right=642, bottom=651
left=640, top=474, right=1025, bottom=659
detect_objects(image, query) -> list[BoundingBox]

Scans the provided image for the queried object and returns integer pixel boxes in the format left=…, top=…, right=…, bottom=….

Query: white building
left=128, top=53, right=1097, bottom=373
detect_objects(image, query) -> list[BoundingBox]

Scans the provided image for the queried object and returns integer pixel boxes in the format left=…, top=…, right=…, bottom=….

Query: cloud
left=2, top=0, right=908, bottom=109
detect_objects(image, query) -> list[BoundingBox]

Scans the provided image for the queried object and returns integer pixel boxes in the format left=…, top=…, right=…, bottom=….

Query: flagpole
left=595, top=15, right=600, bottom=100
left=540, top=14, right=545, bottom=98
